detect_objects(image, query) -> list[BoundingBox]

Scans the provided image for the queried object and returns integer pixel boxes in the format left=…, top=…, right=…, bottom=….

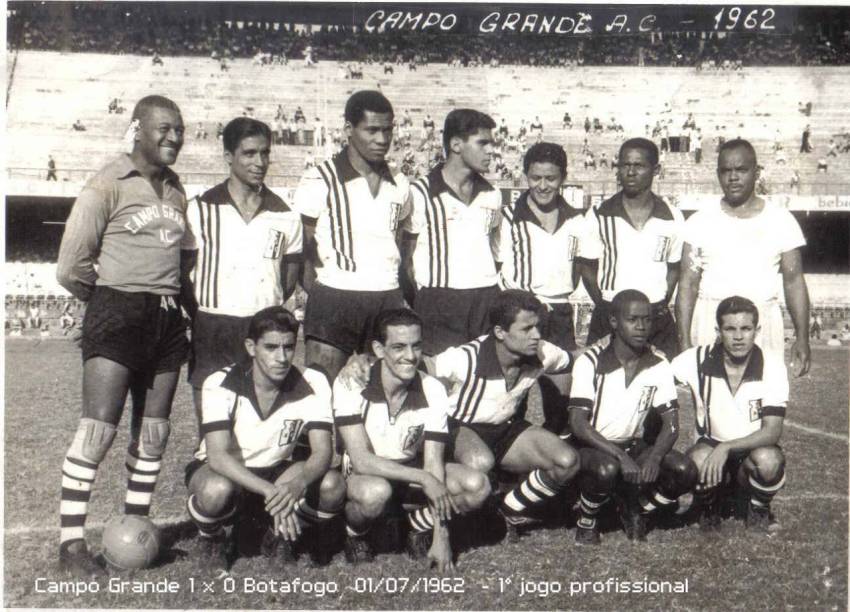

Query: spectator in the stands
left=46, top=156, right=57, bottom=181
left=72, top=119, right=86, bottom=131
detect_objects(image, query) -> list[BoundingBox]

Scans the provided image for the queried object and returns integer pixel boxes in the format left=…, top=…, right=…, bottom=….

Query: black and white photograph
left=4, top=1, right=849, bottom=609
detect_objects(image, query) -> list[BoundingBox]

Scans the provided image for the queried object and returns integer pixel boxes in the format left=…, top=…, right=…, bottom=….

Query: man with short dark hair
left=56, top=95, right=188, bottom=575
left=676, top=139, right=810, bottom=374
left=187, top=307, right=344, bottom=571
left=182, top=117, right=303, bottom=435
left=334, top=308, right=489, bottom=569
left=293, top=91, right=411, bottom=382
left=403, top=109, right=502, bottom=356
left=569, top=290, right=697, bottom=545
left=672, top=297, right=787, bottom=533
left=577, top=138, right=684, bottom=358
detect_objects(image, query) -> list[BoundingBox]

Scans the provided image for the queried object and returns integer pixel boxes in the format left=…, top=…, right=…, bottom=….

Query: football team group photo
left=4, top=2, right=849, bottom=610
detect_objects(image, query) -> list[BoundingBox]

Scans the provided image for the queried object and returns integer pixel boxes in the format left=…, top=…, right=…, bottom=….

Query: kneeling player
left=569, top=290, right=697, bottom=545
left=186, top=307, right=344, bottom=571
left=672, top=296, right=787, bottom=533
left=334, top=309, right=490, bottom=571
left=432, top=290, right=580, bottom=536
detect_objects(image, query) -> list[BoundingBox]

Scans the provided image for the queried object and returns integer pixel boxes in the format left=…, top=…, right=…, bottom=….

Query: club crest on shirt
left=402, top=424, right=425, bottom=451
left=388, top=201, right=403, bottom=231
left=653, top=235, right=671, bottom=262
left=264, top=229, right=285, bottom=259
left=637, top=386, right=657, bottom=413
left=278, top=419, right=303, bottom=446
left=749, top=399, right=763, bottom=422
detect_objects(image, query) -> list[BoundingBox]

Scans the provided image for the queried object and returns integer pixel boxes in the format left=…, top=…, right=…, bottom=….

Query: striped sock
left=638, top=488, right=678, bottom=514
left=749, top=473, right=785, bottom=508
left=59, top=455, right=98, bottom=550
left=500, top=469, right=561, bottom=520
left=577, top=492, right=608, bottom=529
left=406, top=507, right=434, bottom=533
left=294, top=498, right=340, bottom=529
left=187, top=494, right=236, bottom=537
left=124, top=446, right=161, bottom=516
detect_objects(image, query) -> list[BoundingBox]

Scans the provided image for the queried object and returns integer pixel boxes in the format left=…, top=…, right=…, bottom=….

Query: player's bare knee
left=460, top=470, right=490, bottom=510
left=551, top=445, right=580, bottom=482
left=195, top=473, right=238, bottom=514
left=351, top=479, right=392, bottom=517
left=68, top=418, right=117, bottom=464
left=749, top=446, right=785, bottom=483
left=593, top=458, right=620, bottom=490
left=319, top=470, right=346, bottom=507
left=460, top=449, right=495, bottom=474
left=138, top=417, right=170, bottom=458
left=669, top=454, right=699, bottom=489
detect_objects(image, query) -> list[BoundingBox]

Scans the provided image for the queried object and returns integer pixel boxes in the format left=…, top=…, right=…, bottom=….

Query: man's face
left=374, top=324, right=423, bottom=382
left=497, top=309, right=542, bottom=357
left=717, top=312, right=758, bottom=359
left=611, top=300, right=652, bottom=351
left=456, top=128, right=494, bottom=174
left=717, top=146, right=758, bottom=206
left=226, top=134, right=271, bottom=189
left=135, top=106, right=184, bottom=167
left=245, top=330, right=296, bottom=385
left=346, top=111, right=393, bottom=163
left=617, top=147, right=657, bottom=197
left=526, top=161, right=565, bottom=207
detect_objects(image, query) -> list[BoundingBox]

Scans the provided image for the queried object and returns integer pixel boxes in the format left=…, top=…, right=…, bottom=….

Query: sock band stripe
left=749, top=474, right=786, bottom=493
left=65, top=456, right=98, bottom=470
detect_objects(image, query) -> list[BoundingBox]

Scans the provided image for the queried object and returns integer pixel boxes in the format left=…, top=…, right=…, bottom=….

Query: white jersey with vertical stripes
left=404, top=164, right=502, bottom=290
left=498, top=191, right=585, bottom=303
left=671, top=344, right=788, bottom=443
left=183, top=182, right=303, bottom=317
left=682, top=201, right=806, bottom=303
left=195, top=364, right=333, bottom=469
left=293, top=148, right=412, bottom=291
left=433, top=334, right=572, bottom=425
left=333, top=361, right=450, bottom=462
left=579, top=192, right=684, bottom=303
left=569, top=343, right=678, bottom=443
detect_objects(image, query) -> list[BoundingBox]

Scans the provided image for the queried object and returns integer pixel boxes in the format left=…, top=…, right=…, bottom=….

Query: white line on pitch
left=785, top=419, right=849, bottom=442
left=3, top=514, right=188, bottom=536
left=782, top=493, right=849, bottom=502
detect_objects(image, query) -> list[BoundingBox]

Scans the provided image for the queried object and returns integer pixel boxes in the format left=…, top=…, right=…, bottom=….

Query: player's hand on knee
left=700, top=445, right=729, bottom=487
left=338, top=353, right=373, bottom=390
left=264, top=485, right=295, bottom=518
left=272, top=474, right=307, bottom=508
left=638, top=455, right=661, bottom=484
left=422, top=476, right=452, bottom=522
left=275, top=511, right=301, bottom=542
left=619, top=454, right=641, bottom=484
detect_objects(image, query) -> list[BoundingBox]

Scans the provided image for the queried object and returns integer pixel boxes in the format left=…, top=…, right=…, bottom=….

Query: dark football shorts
left=449, top=416, right=532, bottom=465
left=82, top=286, right=188, bottom=377
left=188, top=310, right=252, bottom=387
left=539, top=302, right=577, bottom=351
left=587, top=299, right=679, bottom=358
left=415, top=285, right=500, bottom=356
left=303, top=282, right=404, bottom=355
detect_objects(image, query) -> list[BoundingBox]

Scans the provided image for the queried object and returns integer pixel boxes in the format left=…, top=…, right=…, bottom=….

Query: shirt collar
left=201, top=181, right=290, bottom=213
left=702, top=342, right=765, bottom=382
left=333, top=146, right=396, bottom=186
left=513, top=190, right=581, bottom=231
left=427, top=163, right=494, bottom=201
left=361, top=361, right=429, bottom=410
left=221, top=362, right=314, bottom=418
left=596, top=191, right=673, bottom=222
left=475, top=333, right=543, bottom=378
left=595, top=341, right=663, bottom=377
left=115, top=153, right=181, bottom=185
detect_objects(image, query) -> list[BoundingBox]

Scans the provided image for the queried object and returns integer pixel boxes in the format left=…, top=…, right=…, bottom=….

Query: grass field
left=3, top=338, right=848, bottom=610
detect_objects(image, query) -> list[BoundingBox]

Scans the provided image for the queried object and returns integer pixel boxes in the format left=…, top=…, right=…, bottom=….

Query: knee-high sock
left=59, top=455, right=99, bottom=550
left=124, top=445, right=162, bottom=516
left=500, top=469, right=561, bottom=521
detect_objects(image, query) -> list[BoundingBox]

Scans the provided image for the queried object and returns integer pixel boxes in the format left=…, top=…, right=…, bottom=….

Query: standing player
left=672, top=297, right=787, bottom=532
left=55, top=95, right=188, bottom=575
left=498, top=142, right=585, bottom=435
left=569, top=290, right=697, bottom=545
left=432, top=290, right=579, bottom=535
left=186, top=307, right=343, bottom=571
left=403, top=109, right=502, bottom=356
left=293, top=91, right=411, bottom=382
left=577, top=138, right=684, bottom=358
left=182, top=118, right=302, bottom=432
left=334, top=309, right=490, bottom=570
left=676, top=139, right=811, bottom=375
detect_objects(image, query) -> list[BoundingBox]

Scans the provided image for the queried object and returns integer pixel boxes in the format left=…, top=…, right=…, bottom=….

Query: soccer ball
left=102, top=515, right=161, bottom=570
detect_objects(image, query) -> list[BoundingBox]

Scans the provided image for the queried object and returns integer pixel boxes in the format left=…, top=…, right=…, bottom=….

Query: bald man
left=56, top=95, right=189, bottom=575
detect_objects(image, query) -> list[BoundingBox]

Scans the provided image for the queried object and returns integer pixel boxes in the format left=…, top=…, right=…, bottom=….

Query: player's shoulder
left=575, top=341, right=607, bottom=369
left=201, top=365, right=235, bottom=392
left=84, top=155, right=136, bottom=191
left=298, top=162, right=327, bottom=183
left=758, top=347, right=789, bottom=381
left=419, top=370, right=449, bottom=398
left=301, top=366, right=332, bottom=397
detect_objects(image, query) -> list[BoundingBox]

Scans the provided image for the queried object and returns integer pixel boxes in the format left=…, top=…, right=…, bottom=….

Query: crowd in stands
left=8, top=4, right=850, bottom=67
